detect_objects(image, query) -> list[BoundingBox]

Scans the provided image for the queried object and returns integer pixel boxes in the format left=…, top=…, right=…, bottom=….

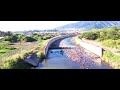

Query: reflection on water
left=36, top=37, right=112, bottom=69
left=64, top=37, right=75, bottom=46
left=62, top=37, right=76, bottom=47
left=36, top=37, right=81, bottom=69
left=37, top=49, right=81, bottom=69
left=48, top=49, right=64, bottom=58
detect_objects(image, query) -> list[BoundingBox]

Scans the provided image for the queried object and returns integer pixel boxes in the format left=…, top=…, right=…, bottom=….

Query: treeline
left=79, top=27, right=120, bottom=41
left=3, top=33, right=58, bottom=43
left=0, top=33, right=58, bottom=69
left=0, top=31, right=12, bottom=37
left=79, top=27, right=120, bottom=49
left=40, top=33, right=58, bottom=40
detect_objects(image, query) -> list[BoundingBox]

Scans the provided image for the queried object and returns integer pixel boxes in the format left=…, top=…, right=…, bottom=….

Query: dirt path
left=0, top=41, right=39, bottom=61
left=81, top=38, right=120, bottom=56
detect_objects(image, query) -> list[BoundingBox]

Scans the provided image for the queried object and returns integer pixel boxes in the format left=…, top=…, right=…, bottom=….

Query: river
left=36, top=37, right=111, bottom=69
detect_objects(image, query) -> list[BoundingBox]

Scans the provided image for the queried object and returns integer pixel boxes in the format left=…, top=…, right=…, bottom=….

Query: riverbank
left=58, top=37, right=111, bottom=69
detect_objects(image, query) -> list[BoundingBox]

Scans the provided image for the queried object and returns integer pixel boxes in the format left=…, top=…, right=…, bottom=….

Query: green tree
left=21, top=36, right=36, bottom=42
left=6, top=31, right=12, bottom=36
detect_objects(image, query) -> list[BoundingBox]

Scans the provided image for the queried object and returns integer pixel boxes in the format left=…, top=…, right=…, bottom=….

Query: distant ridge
left=55, top=21, right=120, bottom=30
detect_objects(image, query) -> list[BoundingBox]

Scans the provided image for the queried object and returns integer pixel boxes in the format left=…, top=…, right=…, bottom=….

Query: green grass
left=0, top=48, right=16, bottom=53
left=0, top=48, right=16, bottom=56
left=36, top=40, right=49, bottom=58
left=0, top=34, right=57, bottom=69
left=0, top=33, right=58, bottom=69
left=103, top=51, right=120, bottom=69
left=101, top=39, right=120, bottom=49
left=0, top=41, right=11, bottom=48
left=0, top=40, right=49, bottom=69
left=0, top=49, right=34, bottom=69
left=38, top=40, right=49, bottom=47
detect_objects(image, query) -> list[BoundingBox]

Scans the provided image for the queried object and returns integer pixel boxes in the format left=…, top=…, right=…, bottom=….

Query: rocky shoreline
left=59, top=37, right=111, bottom=69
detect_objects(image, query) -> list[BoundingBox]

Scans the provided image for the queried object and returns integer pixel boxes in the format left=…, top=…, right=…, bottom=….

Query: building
left=0, top=37, right=4, bottom=40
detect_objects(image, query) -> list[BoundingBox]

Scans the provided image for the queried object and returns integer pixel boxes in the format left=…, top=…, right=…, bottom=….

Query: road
left=36, top=37, right=112, bottom=69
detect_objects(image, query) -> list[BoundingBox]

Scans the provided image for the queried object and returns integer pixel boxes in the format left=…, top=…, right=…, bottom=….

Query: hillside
left=55, top=21, right=120, bottom=30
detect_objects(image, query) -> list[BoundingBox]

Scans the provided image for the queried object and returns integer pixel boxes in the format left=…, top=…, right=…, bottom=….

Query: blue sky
left=0, top=21, right=79, bottom=31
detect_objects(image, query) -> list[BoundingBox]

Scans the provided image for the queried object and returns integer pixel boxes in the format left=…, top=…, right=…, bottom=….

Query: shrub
left=102, top=39, right=120, bottom=49
left=80, top=32, right=98, bottom=40
left=79, top=27, right=120, bottom=41
left=0, top=50, right=33, bottom=69
left=4, top=35, right=18, bottom=42
left=0, top=41, right=11, bottom=49
left=36, top=51, right=45, bottom=59
left=20, top=36, right=36, bottom=42
left=4, top=34, right=37, bottom=43
left=103, top=51, right=120, bottom=68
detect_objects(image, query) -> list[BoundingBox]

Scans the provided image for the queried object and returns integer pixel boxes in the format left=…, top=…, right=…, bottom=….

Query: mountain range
left=55, top=21, right=120, bottom=30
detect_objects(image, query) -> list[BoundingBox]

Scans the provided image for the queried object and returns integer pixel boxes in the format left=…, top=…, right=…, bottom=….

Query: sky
left=0, top=21, right=79, bottom=32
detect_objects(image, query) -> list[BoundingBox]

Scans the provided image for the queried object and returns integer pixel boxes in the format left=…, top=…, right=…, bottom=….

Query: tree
left=20, top=36, right=36, bottom=42
left=80, top=32, right=98, bottom=40
left=6, top=31, right=12, bottom=36
left=0, top=31, right=6, bottom=37
left=4, top=34, right=18, bottom=43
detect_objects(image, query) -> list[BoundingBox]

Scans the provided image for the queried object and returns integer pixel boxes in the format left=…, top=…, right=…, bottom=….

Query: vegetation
left=0, top=48, right=16, bottom=55
left=0, top=31, right=12, bottom=37
left=102, top=39, right=120, bottom=49
left=0, top=41, right=16, bottom=57
left=79, top=27, right=120, bottom=68
left=79, top=27, right=120, bottom=49
left=3, top=33, right=58, bottom=43
left=32, top=33, right=42, bottom=41
left=79, top=27, right=120, bottom=40
left=79, top=31, right=98, bottom=40
left=4, top=34, right=36, bottom=43
left=103, top=51, right=120, bottom=69
left=40, top=33, right=58, bottom=40
left=0, top=41, right=11, bottom=49
left=0, top=49, right=34, bottom=69
left=0, top=33, right=58, bottom=69
left=36, top=51, right=45, bottom=59
left=36, top=39, right=49, bottom=60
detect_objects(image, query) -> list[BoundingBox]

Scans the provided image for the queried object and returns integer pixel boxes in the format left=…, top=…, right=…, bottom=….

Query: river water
left=36, top=37, right=111, bottom=69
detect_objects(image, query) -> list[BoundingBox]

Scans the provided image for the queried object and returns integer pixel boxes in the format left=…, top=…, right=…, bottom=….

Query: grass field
left=38, top=40, right=49, bottom=47
left=0, top=48, right=16, bottom=56
left=102, top=51, right=120, bottom=69
left=0, top=40, right=50, bottom=69
left=0, top=33, right=57, bottom=69
left=0, top=41, right=38, bottom=68
left=101, top=39, right=120, bottom=50
left=0, top=48, right=16, bottom=53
